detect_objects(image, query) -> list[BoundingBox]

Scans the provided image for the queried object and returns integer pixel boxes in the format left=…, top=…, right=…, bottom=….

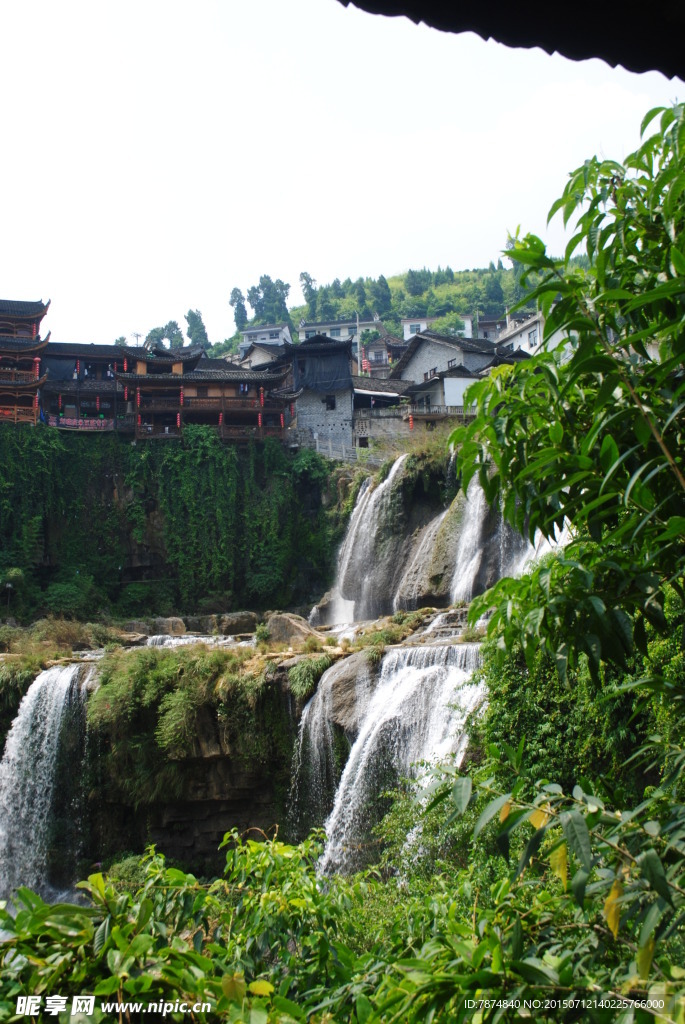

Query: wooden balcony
left=138, top=395, right=283, bottom=413
left=0, top=368, right=37, bottom=385
left=134, top=422, right=286, bottom=442
left=0, top=405, right=37, bottom=424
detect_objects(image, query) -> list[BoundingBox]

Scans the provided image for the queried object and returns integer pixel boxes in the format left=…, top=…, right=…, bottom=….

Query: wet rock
left=122, top=619, right=151, bottom=635
left=265, top=612, right=324, bottom=644
left=152, top=617, right=186, bottom=636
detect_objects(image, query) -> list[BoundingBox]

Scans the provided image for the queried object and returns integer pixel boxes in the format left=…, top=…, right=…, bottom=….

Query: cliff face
left=88, top=668, right=300, bottom=875
left=0, top=427, right=342, bottom=620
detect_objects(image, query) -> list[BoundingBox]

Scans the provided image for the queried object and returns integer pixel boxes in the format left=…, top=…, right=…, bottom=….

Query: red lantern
left=280, top=413, right=284, bottom=428
left=34, top=394, right=38, bottom=410
left=259, top=387, right=264, bottom=407
left=32, top=323, right=36, bottom=337
left=124, top=386, right=128, bottom=401
left=124, top=358, right=128, bottom=372
left=290, top=403, right=294, bottom=417
left=136, top=388, right=141, bottom=408
left=76, top=360, right=80, bottom=375
left=58, top=394, right=62, bottom=410
left=258, top=412, right=263, bottom=428
left=409, top=414, right=414, bottom=430
left=33, top=357, right=40, bottom=379
left=219, top=412, right=223, bottom=425
left=96, top=395, right=100, bottom=411
left=137, top=414, right=141, bottom=426
left=176, top=413, right=181, bottom=428
left=180, top=387, right=184, bottom=406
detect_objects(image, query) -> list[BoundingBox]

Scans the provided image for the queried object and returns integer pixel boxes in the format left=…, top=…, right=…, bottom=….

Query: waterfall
left=0, top=663, right=89, bottom=897
left=450, top=478, right=489, bottom=603
left=336, top=454, right=408, bottom=621
left=319, top=643, right=483, bottom=874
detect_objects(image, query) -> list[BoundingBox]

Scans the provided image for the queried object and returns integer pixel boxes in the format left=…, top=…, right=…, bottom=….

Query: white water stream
left=0, top=663, right=89, bottom=896
left=318, top=643, right=483, bottom=874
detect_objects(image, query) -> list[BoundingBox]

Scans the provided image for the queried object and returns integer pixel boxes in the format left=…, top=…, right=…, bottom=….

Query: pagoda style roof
left=0, top=372, right=48, bottom=392
left=0, top=299, right=50, bottom=319
left=0, top=335, right=50, bottom=354
left=137, top=342, right=206, bottom=361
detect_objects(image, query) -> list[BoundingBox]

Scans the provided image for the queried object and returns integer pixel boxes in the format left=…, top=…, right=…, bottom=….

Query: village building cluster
left=0, top=298, right=552, bottom=453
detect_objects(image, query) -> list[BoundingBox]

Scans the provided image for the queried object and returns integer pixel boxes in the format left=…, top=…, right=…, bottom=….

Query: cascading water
left=0, top=663, right=90, bottom=897
left=450, top=478, right=489, bottom=603
left=318, top=643, right=483, bottom=874
left=336, top=454, right=408, bottom=621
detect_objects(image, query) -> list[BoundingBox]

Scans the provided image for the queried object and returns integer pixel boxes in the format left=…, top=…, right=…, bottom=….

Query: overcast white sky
left=2, top=0, right=682, bottom=345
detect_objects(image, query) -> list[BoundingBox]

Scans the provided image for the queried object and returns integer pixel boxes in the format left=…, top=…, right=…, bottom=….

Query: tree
left=453, top=103, right=685, bottom=681
left=229, top=288, right=248, bottom=332
left=184, top=309, right=209, bottom=349
left=482, top=271, right=504, bottom=314
left=114, top=336, right=127, bottom=347
left=430, top=312, right=465, bottom=336
left=405, top=268, right=432, bottom=296
left=246, top=275, right=290, bottom=325
left=370, top=274, right=392, bottom=315
left=145, top=322, right=184, bottom=348
left=299, top=272, right=318, bottom=319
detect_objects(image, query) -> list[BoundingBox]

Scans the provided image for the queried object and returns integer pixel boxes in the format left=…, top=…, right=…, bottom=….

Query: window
left=528, top=328, right=538, bottom=348
left=269, top=331, right=279, bottom=339
left=347, top=327, right=356, bottom=335
left=196, top=386, right=208, bottom=398
left=325, top=394, right=336, bottom=411
left=447, top=358, right=456, bottom=368
left=330, top=328, right=341, bottom=337
left=305, top=330, right=316, bottom=339
left=410, top=323, right=421, bottom=334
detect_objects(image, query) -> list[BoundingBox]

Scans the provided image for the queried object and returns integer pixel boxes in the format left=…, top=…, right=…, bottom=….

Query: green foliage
left=0, top=427, right=340, bottom=618
left=287, top=654, right=332, bottom=700
left=88, top=645, right=252, bottom=805
left=453, top=103, right=685, bottom=680
left=145, top=320, right=184, bottom=348
left=184, top=308, right=210, bottom=348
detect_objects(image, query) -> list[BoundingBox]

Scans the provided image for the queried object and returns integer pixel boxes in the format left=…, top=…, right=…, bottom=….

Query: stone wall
left=296, top=388, right=354, bottom=447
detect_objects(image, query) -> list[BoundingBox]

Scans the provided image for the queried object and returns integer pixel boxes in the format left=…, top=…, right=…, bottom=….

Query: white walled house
left=494, top=310, right=565, bottom=355
left=401, top=313, right=473, bottom=340
left=239, top=323, right=292, bottom=359
left=389, top=331, right=496, bottom=384
left=297, top=317, right=376, bottom=342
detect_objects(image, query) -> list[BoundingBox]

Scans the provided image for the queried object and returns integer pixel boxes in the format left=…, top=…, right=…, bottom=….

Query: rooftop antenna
left=131, top=332, right=143, bottom=347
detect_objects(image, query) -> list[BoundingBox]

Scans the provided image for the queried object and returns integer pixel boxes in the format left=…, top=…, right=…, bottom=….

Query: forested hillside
left=211, top=261, right=534, bottom=355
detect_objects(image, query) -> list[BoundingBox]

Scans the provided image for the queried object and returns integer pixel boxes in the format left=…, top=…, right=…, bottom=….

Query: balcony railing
left=0, top=405, right=37, bottom=424
left=137, top=395, right=282, bottom=413
left=0, top=369, right=37, bottom=385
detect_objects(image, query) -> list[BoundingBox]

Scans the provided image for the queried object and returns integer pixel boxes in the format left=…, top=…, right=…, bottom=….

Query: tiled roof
left=286, top=334, right=352, bottom=353
left=299, top=317, right=375, bottom=329
left=243, top=322, right=289, bottom=333
left=0, top=299, right=50, bottom=318
left=351, top=375, right=413, bottom=395
left=389, top=331, right=495, bottom=378
left=45, top=342, right=124, bottom=359
left=0, top=336, right=49, bottom=353
left=116, top=367, right=288, bottom=384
